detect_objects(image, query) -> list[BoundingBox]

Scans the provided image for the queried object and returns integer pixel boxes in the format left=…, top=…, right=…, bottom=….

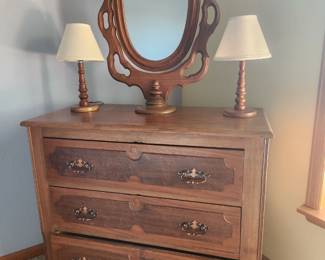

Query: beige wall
left=183, top=0, right=325, bottom=259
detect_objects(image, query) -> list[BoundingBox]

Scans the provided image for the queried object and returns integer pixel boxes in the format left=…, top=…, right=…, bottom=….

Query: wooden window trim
left=298, top=38, right=325, bottom=229
left=298, top=206, right=325, bottom=229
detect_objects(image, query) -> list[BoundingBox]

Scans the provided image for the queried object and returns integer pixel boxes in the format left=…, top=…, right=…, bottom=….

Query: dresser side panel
left=27, top=127, right=52, bottom=259
left=240, top=138, right=269, bottom=260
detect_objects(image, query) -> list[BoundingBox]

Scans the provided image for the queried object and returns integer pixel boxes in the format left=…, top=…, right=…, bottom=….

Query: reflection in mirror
left=123, top=0, right=188, bottom=61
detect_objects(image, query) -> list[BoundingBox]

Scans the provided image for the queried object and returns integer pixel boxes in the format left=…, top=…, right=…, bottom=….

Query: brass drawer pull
left=72, top=257, right=87, bottom=260
left=66, top=159, right=94, bottom=174
left=74, top=205, right=97, bottom=221
left=177, top=168, right=209, bottom=184
left=181, top=220, right=208, bottom=236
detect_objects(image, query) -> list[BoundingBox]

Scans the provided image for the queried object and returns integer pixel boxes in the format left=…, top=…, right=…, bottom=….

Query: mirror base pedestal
left=135, top=80, right=176, bottom=115
left=135, top=105, right=176, bottom=115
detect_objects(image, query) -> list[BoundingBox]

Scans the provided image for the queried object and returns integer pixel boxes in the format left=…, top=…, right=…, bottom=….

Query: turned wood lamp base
left=71, top=102, right=101, bottom=113
left=71, top=61, right=101, bottom=113
left=224, top=61, right=257, bottom=119
left=223, top=107, right=257, bottom=118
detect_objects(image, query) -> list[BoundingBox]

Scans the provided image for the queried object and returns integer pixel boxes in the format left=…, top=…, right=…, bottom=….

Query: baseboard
left=0, top=243, right=45, bottom=260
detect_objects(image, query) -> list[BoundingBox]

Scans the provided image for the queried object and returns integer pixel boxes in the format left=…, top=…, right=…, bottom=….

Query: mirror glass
left=123, top=0, right=188, bottom=61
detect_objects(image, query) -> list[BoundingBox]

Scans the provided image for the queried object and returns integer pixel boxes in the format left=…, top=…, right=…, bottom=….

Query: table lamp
left=57, top=23, right=104, bottom=113
left=214, top=15, right=272, bottom=118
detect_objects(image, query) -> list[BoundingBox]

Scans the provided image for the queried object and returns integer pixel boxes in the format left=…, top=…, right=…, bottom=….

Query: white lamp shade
left=57, top=23, right=104, bottom=62
left=214, top=15, right=271, bottom=61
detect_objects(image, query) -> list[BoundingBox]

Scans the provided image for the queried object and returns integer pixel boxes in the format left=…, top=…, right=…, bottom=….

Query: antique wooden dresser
left=21, top=105, right=272, bottom=260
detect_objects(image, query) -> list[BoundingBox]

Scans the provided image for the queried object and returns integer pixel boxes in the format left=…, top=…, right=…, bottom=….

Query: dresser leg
left=27, top=127, right=53, bottom=260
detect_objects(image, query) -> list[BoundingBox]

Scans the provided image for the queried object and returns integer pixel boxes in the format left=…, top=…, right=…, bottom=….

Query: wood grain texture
left=50, top=187, right=241, bottom=259
left=51, top=234, right=223, bottom=260
left=240, top=139, right=268, bottom=260
left=77, top=61, right=89, bottom=107
left=45, top=138, right=244, bottom=206
left=22, top=106, right=272, bottom=260
left=0, top=244, right=45, bottom=260
left=21, top=105, right=273, bottom=138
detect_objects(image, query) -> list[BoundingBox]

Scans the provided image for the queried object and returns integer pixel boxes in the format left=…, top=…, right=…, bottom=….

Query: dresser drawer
left=44, top=139, right=244, bottom=206
left=51, top=234, right=222, bottom=260
left=50, top=187, right=241, bottom=259
left=52, top=234, right=137, bottom=260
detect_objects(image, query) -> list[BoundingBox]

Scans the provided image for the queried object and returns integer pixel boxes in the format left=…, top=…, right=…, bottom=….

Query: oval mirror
left=123, top=0, right=188, bottom=61
left=99, top=0, right=220, bottom=115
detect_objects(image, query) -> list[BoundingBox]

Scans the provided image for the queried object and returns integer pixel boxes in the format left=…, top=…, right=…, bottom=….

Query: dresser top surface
left=21, top=105, right=273, bottom=138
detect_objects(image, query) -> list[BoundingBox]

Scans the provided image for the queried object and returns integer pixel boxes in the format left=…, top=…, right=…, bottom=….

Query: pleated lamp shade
left=57, top=23, right=104, bottom=62
left=214, top=15, right=271, bottom=61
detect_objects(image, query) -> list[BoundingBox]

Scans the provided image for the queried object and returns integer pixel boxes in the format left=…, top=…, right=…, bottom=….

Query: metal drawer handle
left=66, top=158, right=94, bottom=174
left=72, top=257, right=87, bottom=260
left=181, top=220, right=208, bottom=236
left=177, top=168, right=209, bottom=184
left=74, top=205, right=97, bottom=222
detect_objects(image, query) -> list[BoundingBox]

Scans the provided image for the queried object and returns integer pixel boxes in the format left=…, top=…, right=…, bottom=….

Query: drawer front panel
left=52, top=235, right=138, bottom=260
left=50, top=187, right=241, bottom=259
left=45, top=139, right=244, bottom=206
left=51, top=235, right=223, bottom=260
left=55, top=245, right=130, bottom=260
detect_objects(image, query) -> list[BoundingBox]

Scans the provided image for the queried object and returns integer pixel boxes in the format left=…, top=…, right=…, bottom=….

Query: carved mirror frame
left=99, top=0, right=220, bottom=114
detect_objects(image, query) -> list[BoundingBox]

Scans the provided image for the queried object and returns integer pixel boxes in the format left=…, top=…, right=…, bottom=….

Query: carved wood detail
left=98, top=0, right=220, bottom=113
left=47, top=142, right=239, bottom=196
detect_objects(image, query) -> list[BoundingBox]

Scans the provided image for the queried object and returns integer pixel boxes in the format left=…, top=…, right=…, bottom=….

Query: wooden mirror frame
left=98, top=0, right=220, bottom=114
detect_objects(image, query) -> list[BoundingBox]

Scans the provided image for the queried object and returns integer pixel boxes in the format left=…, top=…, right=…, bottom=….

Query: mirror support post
left=135, top=81, right=176, bottom=115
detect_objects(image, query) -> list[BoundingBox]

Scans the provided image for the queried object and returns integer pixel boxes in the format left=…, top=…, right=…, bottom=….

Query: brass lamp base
left=223, top=108, right=257, bottom=118
left=135, top=105, right=176, bottom=115
left=71, top=102, right=102, bottom=113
